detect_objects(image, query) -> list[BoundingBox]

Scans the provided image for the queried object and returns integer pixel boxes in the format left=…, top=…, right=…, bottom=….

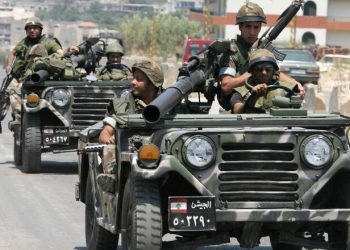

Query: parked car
left=317, top=54, right=350, bottom=72
left=182, top=38, right=213, bottom=63
left=278, top=48, right=320, bottom=84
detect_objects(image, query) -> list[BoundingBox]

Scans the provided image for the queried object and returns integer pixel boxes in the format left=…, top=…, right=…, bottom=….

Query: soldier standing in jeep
left=231, top=49, right=300, bottom=114
left=97, top=58, right=164, bottom=192
left=1, top=17, right=64, bottom=129
left=217, top=2, right=305, bottom=111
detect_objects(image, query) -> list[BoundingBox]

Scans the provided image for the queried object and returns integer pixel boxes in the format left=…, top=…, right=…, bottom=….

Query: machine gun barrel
left=268, top=0, right=303, bottom=41
left=31, top=70, right=49, bottom=83
left=143, top=57, right=206, bottom=124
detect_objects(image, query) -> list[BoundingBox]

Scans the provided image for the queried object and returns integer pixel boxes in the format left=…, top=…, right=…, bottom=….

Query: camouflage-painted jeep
left=14, top=79, right=130, bottom=173
left=76, top=56, right=350, bottom=249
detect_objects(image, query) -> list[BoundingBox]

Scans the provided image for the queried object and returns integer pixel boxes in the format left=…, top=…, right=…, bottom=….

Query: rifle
left=0, top=56, right=16, bottom=132
left=252, top=0, right=304, bottom=61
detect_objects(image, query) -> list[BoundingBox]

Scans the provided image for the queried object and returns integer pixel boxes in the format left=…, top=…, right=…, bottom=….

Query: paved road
left=0, top=111, right=273, bottom=250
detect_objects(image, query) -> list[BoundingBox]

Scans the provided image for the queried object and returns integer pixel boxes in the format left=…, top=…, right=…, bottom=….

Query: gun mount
left=142, top=40, right=230, bottom=124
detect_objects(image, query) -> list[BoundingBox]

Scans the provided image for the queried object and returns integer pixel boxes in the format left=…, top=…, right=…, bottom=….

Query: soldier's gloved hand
left=251, top=83, right=268, bottom=96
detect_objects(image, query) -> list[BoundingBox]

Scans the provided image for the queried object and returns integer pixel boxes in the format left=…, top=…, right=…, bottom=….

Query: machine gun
left=70, top=37, right=106, bottom=75
left=253, top=0, right=304, bottom=61
left=143, top=40, right=231, bottom=124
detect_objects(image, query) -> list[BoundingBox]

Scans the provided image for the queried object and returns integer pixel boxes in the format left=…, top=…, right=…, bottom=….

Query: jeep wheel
left=121, top=177, right=162, bottom=250
left=22, top=112, right=41, bottom=173
left=85, top=169, right=119, bottom=250
left=13, top=125, right=22, bottom=166
left=270, top=233, right=302, bottom=250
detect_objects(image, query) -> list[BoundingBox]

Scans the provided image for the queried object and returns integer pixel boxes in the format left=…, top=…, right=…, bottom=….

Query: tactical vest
left=236, top=78, right=297, bottom=111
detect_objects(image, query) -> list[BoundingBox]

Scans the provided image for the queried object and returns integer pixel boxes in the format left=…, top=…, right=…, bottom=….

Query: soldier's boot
left=8, top=112, right=21, bottom=131
left=96, top=174, right=116, bottom=193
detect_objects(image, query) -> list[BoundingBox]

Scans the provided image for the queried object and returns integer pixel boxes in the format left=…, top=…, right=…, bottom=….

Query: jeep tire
left=13, top=125, right=22, bottom=166
left=22, top=112, right=41, bottom=173
left=85, top=167, right=119, bottom=250
left=121, top=176, right=162, bottom=250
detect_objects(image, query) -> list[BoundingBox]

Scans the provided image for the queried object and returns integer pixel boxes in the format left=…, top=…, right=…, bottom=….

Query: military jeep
left=76, top=56, right=350, bottom=249
left=14, top=78, right=130, bottom=173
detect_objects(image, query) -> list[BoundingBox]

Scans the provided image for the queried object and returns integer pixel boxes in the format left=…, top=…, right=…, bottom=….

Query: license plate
left=43, top=127, right=69, bottom=146
left=168, top=196, right=216, bottom=231
left=291, top=69, right=306, bottom=75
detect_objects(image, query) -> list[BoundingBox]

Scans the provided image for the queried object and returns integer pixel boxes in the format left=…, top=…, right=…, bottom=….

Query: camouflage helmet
left=24, top=16, right=43, bottom=30
left=106, top=41, right=124, bottom=56
left=28, top=44, right=48, bottom=57
left=248, top=49, right=278, bottom=72
left=236, top=2, right=266, bottom=24
left=132, top=59, right=164, bottom=88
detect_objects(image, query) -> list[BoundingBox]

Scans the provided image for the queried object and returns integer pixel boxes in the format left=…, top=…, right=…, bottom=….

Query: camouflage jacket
left=217, top=35, right=252, bottom=110
left=103, top=90, right=148, bottom=129
left=12, top=35, right=62, bottom=79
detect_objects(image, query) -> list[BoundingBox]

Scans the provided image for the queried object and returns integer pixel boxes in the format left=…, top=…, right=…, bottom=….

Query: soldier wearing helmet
left=217, top=2, right=304, bottom=111
left=2, top=16, right=64, bottom=129
left=96, top=58, right=164, bottom=192
left=97, top=41, right=132, bottom=81
left=230, top=49, right=298, bottom=114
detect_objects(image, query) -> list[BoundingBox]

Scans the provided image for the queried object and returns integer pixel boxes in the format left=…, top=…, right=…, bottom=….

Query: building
left=190, top=0, right=350, bottom=48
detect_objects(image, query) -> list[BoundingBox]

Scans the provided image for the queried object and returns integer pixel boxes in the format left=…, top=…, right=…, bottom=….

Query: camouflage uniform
left=2, top=17, right=62, bottom=126
left=97, top=59, right=164, bottom=192
left=97, top=41, right=132, bottom=81
left=218, top=2, right=266, bottom=111
left=231, top=49, right=297, bottom=112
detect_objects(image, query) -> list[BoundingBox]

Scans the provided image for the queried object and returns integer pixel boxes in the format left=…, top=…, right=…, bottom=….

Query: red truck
left=182, top=38, right=213, bottom=63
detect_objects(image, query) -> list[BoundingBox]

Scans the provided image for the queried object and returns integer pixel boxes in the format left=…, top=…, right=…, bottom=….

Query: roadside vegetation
left=37, top=3, right=204, bottom=59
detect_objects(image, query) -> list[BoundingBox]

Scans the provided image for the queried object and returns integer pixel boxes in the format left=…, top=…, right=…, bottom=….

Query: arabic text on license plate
left=291, top=69, right=306, bottom=75
left=44, top=135, right=69, bottom=144
left=168, top=196, right=216, bottom=231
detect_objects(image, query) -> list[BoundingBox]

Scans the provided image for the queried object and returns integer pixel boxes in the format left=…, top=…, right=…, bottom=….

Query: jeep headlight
left=52, top=89, right=70, bottom=108
left=182, top=135, right=215, bottom=169
left=301, top=135, right=333, bottom=169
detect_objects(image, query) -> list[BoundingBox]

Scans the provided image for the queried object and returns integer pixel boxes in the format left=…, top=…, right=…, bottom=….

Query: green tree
left=37, top=7, right=205, bottom=59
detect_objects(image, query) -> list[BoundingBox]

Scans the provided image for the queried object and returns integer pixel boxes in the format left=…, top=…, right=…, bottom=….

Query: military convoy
left=75, top=42, right=350, bottom=249
left=14, top=38, right=131, bottom=173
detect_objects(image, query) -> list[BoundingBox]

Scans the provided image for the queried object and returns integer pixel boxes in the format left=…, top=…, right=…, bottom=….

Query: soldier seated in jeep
left=97, top=58, right=164, bottom=192
left=230, top=49, right=301, bottom=114
left=96, top=40, right=132, bottom=81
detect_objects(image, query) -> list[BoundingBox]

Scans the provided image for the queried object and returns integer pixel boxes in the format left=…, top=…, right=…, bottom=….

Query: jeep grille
left=218, top=139, right=299, bottom=206
left=70, top=86, right=117, bottom=130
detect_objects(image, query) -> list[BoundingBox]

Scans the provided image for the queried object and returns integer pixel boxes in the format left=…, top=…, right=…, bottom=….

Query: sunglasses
left=253, top=64, right=275, bottom=73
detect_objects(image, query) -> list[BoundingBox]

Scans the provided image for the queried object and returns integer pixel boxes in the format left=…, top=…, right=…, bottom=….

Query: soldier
left=97, top=40, right=132, bottom=81
left=218, top=2, right=304, bottom=111
left=231, top=49, right=299, bottom=114
left=2, top=17, right=64, bottom=129
left=97, top=58, right=164, bottom=192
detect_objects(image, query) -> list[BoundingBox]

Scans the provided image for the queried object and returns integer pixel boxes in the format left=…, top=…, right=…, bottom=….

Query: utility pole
left=289, top=16, right=297, bottom=48
left=149, top=16, right=157, bottom=58
left=203, top=0, right=211, bottom=38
